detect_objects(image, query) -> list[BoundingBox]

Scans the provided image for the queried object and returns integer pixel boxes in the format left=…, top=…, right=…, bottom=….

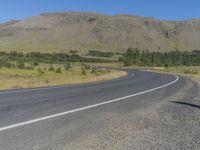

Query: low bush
left=37, top=68, right=45, bottom=76
left=16, top=61, right=25, bottom=69
left=33, top=61, right=39, bottom=66
left=64, top=62, right=71, bottom=70
left=91, top=66, right=97, bottom=74
left=48, top=65, right=55, bottom=71
left=55, top=68, right=62, bottom=73
left=183, top=69, right=198, bottom=74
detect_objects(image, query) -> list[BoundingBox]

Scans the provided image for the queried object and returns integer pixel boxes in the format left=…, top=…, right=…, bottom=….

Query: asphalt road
left=0, top=70, right=187, bottom=150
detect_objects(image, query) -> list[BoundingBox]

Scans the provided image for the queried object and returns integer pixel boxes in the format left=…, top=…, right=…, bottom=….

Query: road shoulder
left=64, top=76, right=200, bottom=150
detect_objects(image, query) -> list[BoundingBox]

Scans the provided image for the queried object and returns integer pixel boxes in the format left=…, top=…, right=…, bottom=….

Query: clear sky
left=0, top=0, right=199, bottom=23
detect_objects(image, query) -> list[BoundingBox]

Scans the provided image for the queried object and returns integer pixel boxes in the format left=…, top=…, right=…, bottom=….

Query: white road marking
left=0, top=75, right=179, bottom=132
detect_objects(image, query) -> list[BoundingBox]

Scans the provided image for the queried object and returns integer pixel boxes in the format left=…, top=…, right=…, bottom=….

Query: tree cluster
left=121, top=48, right=200, bottom=66
left=0, top=51, right=114, bottom=64
left=87, top=50, right=114, bottom=58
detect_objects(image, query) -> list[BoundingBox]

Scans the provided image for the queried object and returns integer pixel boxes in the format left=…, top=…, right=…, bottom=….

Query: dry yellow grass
left=142, top=66, right=200, bottom=94
left=0, top=68, right=127, bottom=90
left=189, top=74, right=200, bottom=88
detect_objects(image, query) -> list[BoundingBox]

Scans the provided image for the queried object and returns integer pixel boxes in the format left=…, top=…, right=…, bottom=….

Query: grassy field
left=0, top=67, right=127, bottom=91
left=73, top=62, right=124, bottom=68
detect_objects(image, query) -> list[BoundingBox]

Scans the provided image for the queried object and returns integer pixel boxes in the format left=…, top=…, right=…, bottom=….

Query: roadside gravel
left=64, top=76, right=200, bottom=150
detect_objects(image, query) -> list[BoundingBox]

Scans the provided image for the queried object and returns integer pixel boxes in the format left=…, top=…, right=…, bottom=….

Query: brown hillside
left=0, top=12, right=200, bottom=52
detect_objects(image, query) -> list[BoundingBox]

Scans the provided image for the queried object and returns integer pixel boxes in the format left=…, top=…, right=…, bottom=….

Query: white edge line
left=0, top=73, right=133, bottom=95
left=0, top=75, right=179, bottom=132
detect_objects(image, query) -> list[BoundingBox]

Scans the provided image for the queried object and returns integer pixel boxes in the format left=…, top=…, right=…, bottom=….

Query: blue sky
left=0, top=0, right=199, bottom=23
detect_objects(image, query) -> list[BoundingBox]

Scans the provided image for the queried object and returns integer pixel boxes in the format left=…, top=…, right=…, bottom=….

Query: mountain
left=0, top=12, right=200, bottom=52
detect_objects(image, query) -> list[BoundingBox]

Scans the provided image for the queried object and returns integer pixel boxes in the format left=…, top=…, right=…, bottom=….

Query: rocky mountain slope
left=0, top=12, right=200, bottom=52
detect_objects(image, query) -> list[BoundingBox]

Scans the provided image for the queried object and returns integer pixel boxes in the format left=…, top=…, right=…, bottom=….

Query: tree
left=122, top=48, right=200, bottom=67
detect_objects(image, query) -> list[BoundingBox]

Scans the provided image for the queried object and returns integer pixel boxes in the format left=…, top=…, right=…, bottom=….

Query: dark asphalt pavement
left=0, top=70, right=183, bottom=150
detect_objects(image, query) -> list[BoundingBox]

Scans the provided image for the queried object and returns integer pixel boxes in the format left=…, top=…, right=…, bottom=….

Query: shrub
left=48, top=65, right=55, bottom=71
left=81, top=62, right=90, bottom=70
left=0, top=61, right=12, bottom=68
left=91, top=66, right=97, bottom=74
left=11, top=63, right=16, bottom=68
left=85, top=64, right=91, bottom=70
left=37, top=68, right=45, bottom=76
left=64, top=62, right=72, bottom=70
left=33, top=61, right=39, bottom=66
left=44, top=79, right=49, bottom=84
left=81, top=63, right=87, bottom=75
left=87, top=17, right=96, bottom=22
left=183, top=69, right=198, bottom=74
left=55, top=68, right=62, bottom=73
left=81, top=62, right=85, bottom=68
left=26, top=66, right=34, bottom=70
left=81, top=69, right=86, bottom=75
left=69, top=50, right=78, bottom=54
left=164, top=64, right=169, bottom=68
left=16, top=61, right=25, bottom=69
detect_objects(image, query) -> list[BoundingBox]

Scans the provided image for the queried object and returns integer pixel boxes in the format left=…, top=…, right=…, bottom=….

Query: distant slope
left=0, top=12, right=200, bottom=52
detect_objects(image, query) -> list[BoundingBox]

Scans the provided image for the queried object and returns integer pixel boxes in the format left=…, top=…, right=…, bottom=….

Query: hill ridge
left=0, top=12, right=200, bottom=52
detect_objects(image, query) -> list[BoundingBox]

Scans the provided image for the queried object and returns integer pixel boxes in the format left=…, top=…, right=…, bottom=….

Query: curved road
left=0, top=70, right=185, bottom=150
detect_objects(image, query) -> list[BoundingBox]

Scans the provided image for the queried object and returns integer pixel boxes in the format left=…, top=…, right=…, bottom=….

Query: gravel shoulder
left=64, top=76, right=200, bottom=150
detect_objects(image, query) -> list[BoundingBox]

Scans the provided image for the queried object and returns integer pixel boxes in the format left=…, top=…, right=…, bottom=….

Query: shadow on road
left=169, top=101, right=200, bottom=109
